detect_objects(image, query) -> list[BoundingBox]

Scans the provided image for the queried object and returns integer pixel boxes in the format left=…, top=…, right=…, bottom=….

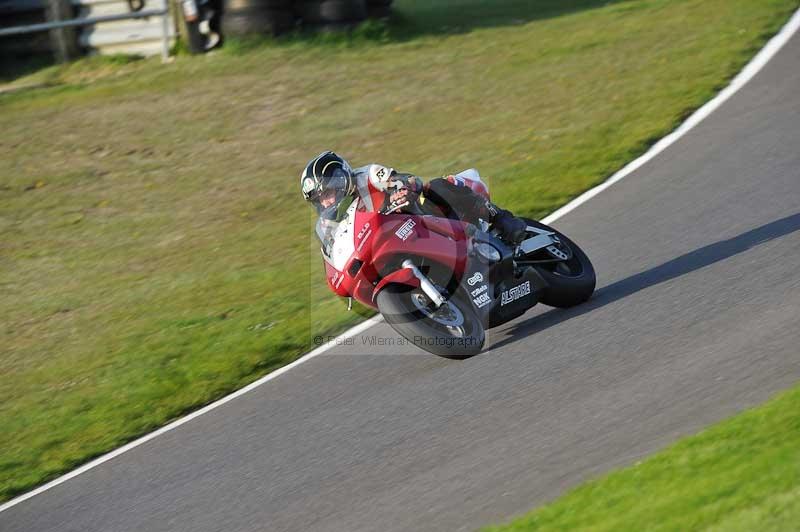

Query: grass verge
left=484, top=384, right=800, bottom=531
left=1, top=0, right=798, bottom=502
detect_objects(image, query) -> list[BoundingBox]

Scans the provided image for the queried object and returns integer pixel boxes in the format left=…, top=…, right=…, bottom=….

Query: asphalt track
left=4, top=23, right=800, bottom=532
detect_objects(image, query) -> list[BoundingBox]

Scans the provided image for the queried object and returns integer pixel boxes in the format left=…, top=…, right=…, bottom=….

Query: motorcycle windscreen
left=315, top=195, right=356, bottom=258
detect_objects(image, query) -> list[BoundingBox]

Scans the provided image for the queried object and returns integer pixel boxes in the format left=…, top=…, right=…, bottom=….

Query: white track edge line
left=0, top=316, right=383, bottom=513
left=542, top=8, right=800, bottom=225
left=2, top=7, right=799, bottom=514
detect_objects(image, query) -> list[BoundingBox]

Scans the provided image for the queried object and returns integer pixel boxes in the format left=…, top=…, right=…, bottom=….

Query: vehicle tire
left=319, top=0, right=366, bottom=22
left=225, top=0, right=290, bottom=8
left=294, top=0, right=322, bottom=23
left=221, top=6, right=294, bottom=36
left=377, top=283, right=485, bottom=359
left=523, top=219, right=596, bottom=308
left=366, top=4, right=391, bottom=18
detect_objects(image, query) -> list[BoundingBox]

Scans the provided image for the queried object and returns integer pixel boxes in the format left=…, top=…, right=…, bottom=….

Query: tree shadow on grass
left=0, top=52, right=53, bottom=84
left=490, top=212, right=800, bottom=351
left=229, top=0, right=635, bottom=52
left=390, top=0, right=634, bottom=39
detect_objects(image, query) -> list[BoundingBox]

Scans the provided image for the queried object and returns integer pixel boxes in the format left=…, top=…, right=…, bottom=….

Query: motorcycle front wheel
left=376, top=283, right=485, bottom=359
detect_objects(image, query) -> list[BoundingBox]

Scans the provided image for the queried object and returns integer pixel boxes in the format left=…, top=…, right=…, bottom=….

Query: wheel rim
left=410, top=291, right=467, bottom=338
left=545, top=241, right=584, bottom=278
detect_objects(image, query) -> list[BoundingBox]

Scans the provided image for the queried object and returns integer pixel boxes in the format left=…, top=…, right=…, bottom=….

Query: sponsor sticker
left=467, top=272, right=484, bottom=286
left=500, top=281, right=531, bottom=306
left=473, top=293, right=492, bottom=308
left=357, top=222, right=371, bottom=240
left=356, top=230, right=372, bottom=251
left=470, top=284, right=487, bottom=297
left=395, top=219, right=416, bottom=241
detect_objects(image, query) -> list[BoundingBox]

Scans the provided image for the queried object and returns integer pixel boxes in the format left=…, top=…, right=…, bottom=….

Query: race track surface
left=3, top=28, right=800, bottom=532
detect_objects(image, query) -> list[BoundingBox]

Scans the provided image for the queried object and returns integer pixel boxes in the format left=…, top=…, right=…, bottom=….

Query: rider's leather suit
left=352, top=164, right=526, bottom=243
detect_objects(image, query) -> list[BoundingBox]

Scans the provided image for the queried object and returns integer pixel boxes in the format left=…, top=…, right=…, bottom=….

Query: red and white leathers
left=351, top=163, right=527, bottom=243
left=351, top=163, right=425, bottom=214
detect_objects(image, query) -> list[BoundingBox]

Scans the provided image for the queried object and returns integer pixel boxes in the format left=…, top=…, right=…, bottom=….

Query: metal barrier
left=0, top=0, right=171, bottom=61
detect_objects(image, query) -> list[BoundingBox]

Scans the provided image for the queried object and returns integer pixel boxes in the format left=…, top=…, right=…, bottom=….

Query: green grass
left=484, top=385, right=800, bottom=532
left=1, top=0, right=797, bottom=503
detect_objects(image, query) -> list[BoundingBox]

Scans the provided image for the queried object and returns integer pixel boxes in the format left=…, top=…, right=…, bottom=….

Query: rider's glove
left=387, top=186, right=418, bottom=213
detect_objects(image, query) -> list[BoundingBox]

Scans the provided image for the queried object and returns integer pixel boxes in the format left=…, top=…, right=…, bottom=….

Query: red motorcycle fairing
left=319, top=195, right=548, bottom=330
left=323, top=207, right=470, bottom=310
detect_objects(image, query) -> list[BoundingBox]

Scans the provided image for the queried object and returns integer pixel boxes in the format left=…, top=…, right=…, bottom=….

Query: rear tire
left=376, top=283, right=484, bottom=359
left=523, top=219, right=596, bottom=308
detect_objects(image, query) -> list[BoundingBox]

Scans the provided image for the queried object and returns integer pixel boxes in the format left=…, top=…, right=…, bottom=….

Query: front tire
left=523, top=219, right=596, bottom=308
left=376, top=284, right=485, bottom=359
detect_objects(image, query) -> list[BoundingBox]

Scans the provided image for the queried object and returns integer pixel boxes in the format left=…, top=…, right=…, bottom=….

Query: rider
left=300, top=150, right=528, bottom=244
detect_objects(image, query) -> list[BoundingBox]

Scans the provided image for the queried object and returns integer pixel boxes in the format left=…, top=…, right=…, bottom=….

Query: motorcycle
left=316, top=169, right=596, bottom=358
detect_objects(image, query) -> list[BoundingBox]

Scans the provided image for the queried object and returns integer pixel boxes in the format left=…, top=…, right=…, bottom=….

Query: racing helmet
left=300, top=151, right=355, bottom=219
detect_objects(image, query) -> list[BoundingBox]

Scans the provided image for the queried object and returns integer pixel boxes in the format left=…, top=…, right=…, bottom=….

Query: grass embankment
left=1, top=0, right=797, bottom=502
left=485, top=385, right=800, bottom=531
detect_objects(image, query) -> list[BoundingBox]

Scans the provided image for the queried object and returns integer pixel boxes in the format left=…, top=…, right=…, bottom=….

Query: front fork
left=402, top=259, right=446, bottom=307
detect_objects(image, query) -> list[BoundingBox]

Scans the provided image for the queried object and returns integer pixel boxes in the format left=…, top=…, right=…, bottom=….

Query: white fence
left=0, top=0, right=172, bottom=60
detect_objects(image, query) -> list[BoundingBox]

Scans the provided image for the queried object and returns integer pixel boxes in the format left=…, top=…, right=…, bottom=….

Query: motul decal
left=467, top=272, right=484, bottom=286
left=501, top=281, right=530, bottom=306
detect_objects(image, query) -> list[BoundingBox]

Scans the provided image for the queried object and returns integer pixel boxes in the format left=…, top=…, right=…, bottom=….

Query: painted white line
left=2, top=6, right=799, bottom=514
left=542, top=8, right=800, bottom=226
left=0, top=316, right=383, bottom=514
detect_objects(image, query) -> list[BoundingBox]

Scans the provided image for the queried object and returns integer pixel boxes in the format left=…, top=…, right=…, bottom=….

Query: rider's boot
left=478, top=200, right=528, bottom=245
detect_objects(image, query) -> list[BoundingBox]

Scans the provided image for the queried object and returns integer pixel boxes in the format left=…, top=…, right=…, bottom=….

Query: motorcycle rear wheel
left=522, top=219, right=596, bottom=308
left=376, top=283, right=485, bottom=358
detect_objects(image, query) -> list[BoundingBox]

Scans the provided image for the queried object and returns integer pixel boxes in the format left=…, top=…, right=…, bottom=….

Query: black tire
left=366, top=4, right=391, bottom=18
left=294, top=0, right=321, bottom=23
left=295, top=0, right=366, bottom=25
left=225, top=0, right=290, bottom=8
left=523, top=219, right=596, bottom=308
left=320, top=0, right=366, bottom=22
left=376, top=283, right=485, bottom=359
left=221, top=7, right=294, bottom=36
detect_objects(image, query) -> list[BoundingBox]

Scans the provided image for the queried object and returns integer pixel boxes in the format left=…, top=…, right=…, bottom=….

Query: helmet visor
left=308, top=170, right=351, bottom=221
